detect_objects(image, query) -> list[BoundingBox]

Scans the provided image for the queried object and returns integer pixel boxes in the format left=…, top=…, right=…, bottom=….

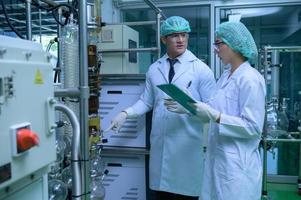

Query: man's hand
left=164, top=98, right=189, bottom=114
left=104, top=111, right=127, bottom=133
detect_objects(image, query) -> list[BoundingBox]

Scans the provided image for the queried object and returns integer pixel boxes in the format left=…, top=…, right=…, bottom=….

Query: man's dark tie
left=168, top=58, right=177, bottom=83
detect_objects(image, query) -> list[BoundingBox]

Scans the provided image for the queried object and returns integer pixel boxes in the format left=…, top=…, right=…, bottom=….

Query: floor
left=262, top=183, right=301, bottom=200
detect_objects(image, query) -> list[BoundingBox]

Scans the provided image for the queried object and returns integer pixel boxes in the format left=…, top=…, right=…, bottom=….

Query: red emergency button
left=16, top=129, right=39, bottom=152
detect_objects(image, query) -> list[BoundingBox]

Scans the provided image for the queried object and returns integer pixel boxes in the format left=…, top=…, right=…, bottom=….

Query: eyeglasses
left=213, top=41, right=225, bottom=50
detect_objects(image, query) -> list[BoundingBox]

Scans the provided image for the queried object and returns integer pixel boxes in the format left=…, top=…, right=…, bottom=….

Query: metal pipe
left=264, top=46, right=301, bottom=51
left=299, top=140, right=301, bottom=186
left=54, top=103, right=81, bottom=199
left=38, top=0, right=42, bottom=43
left=262, top=138, right=268, bottom=198
left=265, top=138, right=301, bottom=143
left=106, top=21, right=157, bottom=26
left=271, top=50, right=280, bottom=99
left=37, top=0, right=69, bottom=12
left=156, top=13, right=161, bottom=59
left=54, top=88, right=80, bottom=98
left=38, top=0, right=58, bottom=7
left=79, top=1, right=90, bottom=199
left=144, top=0, right=166, bottom=19
left=57, top=7, right=62, bottom=83
left=25, top=0, right=32, bottom=40
left=263, top=46, right=269, bottom=90
left=0, top=16, right=56, bottom=33
left=102, top=147, right=150, bottom=155
left=100, top=47, right=158, bottom=53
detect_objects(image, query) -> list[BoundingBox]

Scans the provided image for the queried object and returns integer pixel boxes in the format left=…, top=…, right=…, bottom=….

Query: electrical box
left=0, top=36, right=56, bottom=199
left=99, top=75, right=146, bottom=148
left=100, top=25, right=139, bottom=74
left=102, top=154, right=146, bottom=200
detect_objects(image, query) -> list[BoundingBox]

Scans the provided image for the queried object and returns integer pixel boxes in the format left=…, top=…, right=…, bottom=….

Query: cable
left=19, top=0, right=78, bottom=26
left=50, top=4, right=78, bottom=26
left=0, top=0, right=24, bottom=38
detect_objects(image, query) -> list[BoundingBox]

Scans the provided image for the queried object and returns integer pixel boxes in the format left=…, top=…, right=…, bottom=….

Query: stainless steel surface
left=0, top=15, right=56, bottom=33
left=271, top=50, right=280, bottom=99
left=267, top=174, right=299, bottom=184
left=262, top=138, right=268, bottom=195
left=55, top=103, right=81, bottom=199
left=144, top=0, right=166, bottom=19
left=100, top=47, right=158, bottom=53
left=38, top=0, right=42, bottom=42
left=266, top=138, right=301, bottom=142
left=39, top=0, right=58, bottom=7
left=57, top=7, right=62, bottom=80
left=261, top=45, right=301, bottom=196
left=54, top=88, right=81, bottom=97
left=100, top=74, right=145, bottom=80
left=107, top=21, right=157, bottom=26
left=264, top=46, right=301, bottom=51
left=79, top=1, right=90, bottom=199
left=101, top=147, right=150, bottom=156
left=156, top=13, right=161, bottom=59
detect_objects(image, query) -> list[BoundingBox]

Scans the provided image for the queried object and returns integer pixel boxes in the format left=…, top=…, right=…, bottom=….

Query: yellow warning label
left=34, top=69, right=44, bottom=84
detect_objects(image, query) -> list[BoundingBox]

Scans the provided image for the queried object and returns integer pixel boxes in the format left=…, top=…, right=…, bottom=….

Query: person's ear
left=161, top=36, right=166, bottom=45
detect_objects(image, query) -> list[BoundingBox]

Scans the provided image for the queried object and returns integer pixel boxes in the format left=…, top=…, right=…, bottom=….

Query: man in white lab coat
left=167, top=21, right=265, bottom=200
left=106, top=16, right=216, bottom=199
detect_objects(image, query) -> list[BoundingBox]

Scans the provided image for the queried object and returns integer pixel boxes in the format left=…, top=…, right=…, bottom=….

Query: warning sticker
left=34, top=69, right=44, bottom=84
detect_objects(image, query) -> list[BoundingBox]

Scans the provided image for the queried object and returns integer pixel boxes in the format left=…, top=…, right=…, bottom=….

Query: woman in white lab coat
left=196, top=21, right=266, bottom=200
left=165, top=21, right=266, bottom=200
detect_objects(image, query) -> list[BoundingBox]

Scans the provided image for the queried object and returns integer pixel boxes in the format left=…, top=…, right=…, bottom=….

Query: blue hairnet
left=215, top=21, right=258, bottom=64
left=160, top=16, right=191, bottom=36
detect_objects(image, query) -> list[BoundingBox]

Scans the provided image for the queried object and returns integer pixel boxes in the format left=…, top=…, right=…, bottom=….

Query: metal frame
left=99, top=0, right=164, bottom=63
left=116, top=0, right=301, bottom=77
left=6, top=0, right=301, bottom=198
left=116, top=0, right=301, bottom=9
left=260, top=45, right=301, bottom=199
left=119, top=1, right=214, bottom=68
left=0, top=0, right=58, bottom=35
left=214, top=1, right=301, bottom=78
left=54, top=103, right=81, bottom=199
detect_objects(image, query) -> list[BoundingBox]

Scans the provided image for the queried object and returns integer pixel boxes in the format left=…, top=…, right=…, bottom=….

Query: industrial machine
left=0, top=35, right=57, bottom=200
left=100, top=25, right=139, bottom=74
left=99, top=74, right=148, bottom=200
left=260, top=45, right=301, bottom=198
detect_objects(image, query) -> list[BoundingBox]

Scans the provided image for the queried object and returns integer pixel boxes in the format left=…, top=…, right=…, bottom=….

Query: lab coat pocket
left=150, top=108, right=162, bottom=136
left=214, top=150, right=242, bottom=182
left=214, top=151, right=243, bottom=198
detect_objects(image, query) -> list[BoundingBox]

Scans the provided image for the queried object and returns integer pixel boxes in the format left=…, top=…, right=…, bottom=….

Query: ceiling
left=0, top=0, right=74, bottom=38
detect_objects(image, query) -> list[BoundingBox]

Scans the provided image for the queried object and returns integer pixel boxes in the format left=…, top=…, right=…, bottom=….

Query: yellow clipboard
left=157, top=84, right=197, bottom=114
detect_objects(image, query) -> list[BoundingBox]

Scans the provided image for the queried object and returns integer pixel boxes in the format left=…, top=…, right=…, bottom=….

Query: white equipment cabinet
left=99, top=75, right=146, bottom=148
left=0, top=36, right=56, bottom=199
left=102, top=154, right=146, bottom=200
left=100, top=25, right=139, bottom=74
left=99, top=75, right=148, bottom=200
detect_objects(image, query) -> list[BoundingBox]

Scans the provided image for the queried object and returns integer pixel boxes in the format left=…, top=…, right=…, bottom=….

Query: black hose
left=18, top=0, right=78, bottom=27
left=50, top=4, right=78, bottom=26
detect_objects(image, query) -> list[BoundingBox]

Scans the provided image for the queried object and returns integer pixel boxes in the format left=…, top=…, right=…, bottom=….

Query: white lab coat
left=201, top=61, right=266, bottom=200
left=127, top=50, right=216, bottom=196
